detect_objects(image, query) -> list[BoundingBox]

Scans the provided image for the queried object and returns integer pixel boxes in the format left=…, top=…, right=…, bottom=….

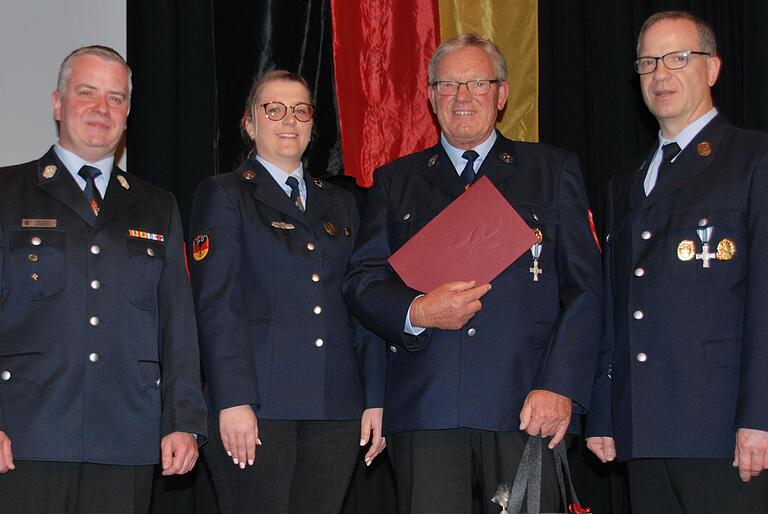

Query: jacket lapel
left=641, top=115, right=728, bottom=210
left=240, top=159, right=312, bottom=229
left=94, top=167, right=141, bottom=231
left=304, top=177, right=333, bottom=228
left=422, top=144, right=466, bottom=200
left=36, top=148, right=98, bottom=226
left=479, top=135, right=518, bottom=190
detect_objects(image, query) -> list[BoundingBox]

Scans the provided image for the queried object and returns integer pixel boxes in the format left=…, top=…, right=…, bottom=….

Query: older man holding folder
left=343, top=34, right=603, bottom=514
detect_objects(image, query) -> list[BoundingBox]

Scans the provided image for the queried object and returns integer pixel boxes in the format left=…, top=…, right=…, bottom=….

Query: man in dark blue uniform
left=0, top=46, right=206, bottom=514
left=587, top=11, right=768, bottom=513
left=343, top=34, right=603, bottom=514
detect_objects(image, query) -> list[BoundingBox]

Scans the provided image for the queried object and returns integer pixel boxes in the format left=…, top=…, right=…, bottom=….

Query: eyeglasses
left=260, top=101, right=315, bottom=122
left=431, top=79, right=500, bottom=96
left=634, top=50, right=710, bottom=75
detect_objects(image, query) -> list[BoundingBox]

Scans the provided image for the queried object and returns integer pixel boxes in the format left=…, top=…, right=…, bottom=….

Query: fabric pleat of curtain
left=332, top=0, right=441, bottom=187
left=439, top=0, right=539, bottom=143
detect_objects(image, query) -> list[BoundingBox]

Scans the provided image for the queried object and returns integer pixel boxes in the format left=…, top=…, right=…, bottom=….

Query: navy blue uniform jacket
left=343, top=134, right=603, bottom=434
left=587, top=115, right=768, bottom=459
left=0, top=148, right=207, bottom=465
left=189, top=158, right=385, bottom=420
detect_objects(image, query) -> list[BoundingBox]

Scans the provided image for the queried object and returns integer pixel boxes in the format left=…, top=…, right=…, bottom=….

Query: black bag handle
left=499, top=435, right=586, bottom=514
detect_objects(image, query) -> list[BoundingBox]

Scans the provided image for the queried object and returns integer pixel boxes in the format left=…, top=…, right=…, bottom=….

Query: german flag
left=332, top=0, right=538, bottom=186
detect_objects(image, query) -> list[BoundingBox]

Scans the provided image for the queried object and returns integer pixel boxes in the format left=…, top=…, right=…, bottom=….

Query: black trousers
left=0, top=461, right=154, bottom=514
left=204, top=417, right=360, bottom=514
left=388, top=428, right=564, bottom=514
left=627, top=458, right=768, bottom=514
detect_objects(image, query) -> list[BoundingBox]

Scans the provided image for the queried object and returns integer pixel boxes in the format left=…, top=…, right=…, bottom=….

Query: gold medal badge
left=42, top=165, right=58, bottom=179
left=716, top=238, right=736, bottom=261
left=677, top=240, right=697, bottom=261
left=242, top=170, right=256, bottom=180
left=117, top=175, right=130, bottom=189
left=324, top=220, right=336, bottom=237
left=533, top=228, right=544, bottom=244
left=696, top=142, right=712, bottom=157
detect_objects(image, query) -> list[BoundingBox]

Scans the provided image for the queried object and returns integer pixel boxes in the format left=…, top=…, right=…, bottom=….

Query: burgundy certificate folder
left=388, top=176, right=538, bottom=293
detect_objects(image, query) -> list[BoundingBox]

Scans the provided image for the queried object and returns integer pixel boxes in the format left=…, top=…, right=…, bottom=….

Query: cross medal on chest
left=696, top=226, right=716, bottom=268
left=529, top=229, right=544, bottom=282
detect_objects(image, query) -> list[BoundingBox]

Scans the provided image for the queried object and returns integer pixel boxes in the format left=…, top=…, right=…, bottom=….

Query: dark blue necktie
left=460, top=150, right=479, bottom=188
left=78, top=165, right=103, bottom=216
left=654, top=141, right=681, bottom=192
left=285, top=176, right=304, bottom=212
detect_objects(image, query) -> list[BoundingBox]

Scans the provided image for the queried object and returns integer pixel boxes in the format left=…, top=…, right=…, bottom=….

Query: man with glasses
left=587, top=11, right=768, bottom=513
left=344, top=34, right=602, bottom=514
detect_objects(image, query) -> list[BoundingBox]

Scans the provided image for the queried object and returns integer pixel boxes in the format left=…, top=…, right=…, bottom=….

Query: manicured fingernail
left=239, top=462, right=245, bottom=469
left=257, top=439, right=262, bottom=446
left=360, top=439, right=367, bottom=446
left=233, top=458, right=239, bottom=465
left=365, top=459, right=372, bottom=467
left=226, top=451, right=232, bottom=457
left=248, top=459, right=254, bottom=466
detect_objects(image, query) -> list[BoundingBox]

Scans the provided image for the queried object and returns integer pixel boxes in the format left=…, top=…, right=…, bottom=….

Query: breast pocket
left=387, top=204, right=438, bottom=251
left=124, top=238, right=165, bottom=309
left=666, top=208, right=744, bottom=285
left=9, top=229, right=67, bottom=299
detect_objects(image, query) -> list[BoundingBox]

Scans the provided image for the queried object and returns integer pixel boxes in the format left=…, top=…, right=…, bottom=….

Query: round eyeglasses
left=634, top=50, right=710, bottom=75
left=261, top=101, right=315, bottom=122
left=431, top=79, right=500, bottom=96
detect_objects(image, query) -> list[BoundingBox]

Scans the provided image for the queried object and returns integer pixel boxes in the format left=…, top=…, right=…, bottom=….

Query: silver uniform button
left=698, top=218, right=708, bottom=227
left=89, top=316, right=100, bottom=326
left=1, top=370, right=10, bottom=381
left=403, top=213, right=411, bottom=221
left=634, top=268, right=645, bottom=277
left=388, top=345, right=397, bottom=353
left=633, top=310, right=644, bottom=320
left=314, top=338, right=324, bottom=348
left=91, top=245, right=101, bottom=255
left=31, top=236, right=42, bottom=246
left=306, top=242, right=316, bottom=251
left=89, top=352, right=100, bottom=362
left=91, top=280, right=101, bottom=290
left=636, top=352, right=647, bottom=362
left=311, top=273, right=320, bottom=282
left=641, top=231, right=652, bottom=240
left=467, top=328, right=477, bottom=336
left=146, top=247, right=155, bottom=257
left=313, top=305, right=322, bottom=315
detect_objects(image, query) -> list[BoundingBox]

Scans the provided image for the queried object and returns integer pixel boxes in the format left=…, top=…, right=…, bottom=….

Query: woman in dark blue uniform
left=189, top=70, right=385, bottom=514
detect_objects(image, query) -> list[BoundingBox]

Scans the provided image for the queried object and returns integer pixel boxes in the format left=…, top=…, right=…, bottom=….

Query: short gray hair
left=637, top=11, right=717, bottom=57
left=57, top=45, right=132, bottom=102
left=428, top=34, right=508, bottom=84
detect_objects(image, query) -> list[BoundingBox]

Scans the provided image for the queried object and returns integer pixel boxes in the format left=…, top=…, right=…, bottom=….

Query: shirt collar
left=440, top=131, right=498, bottom=176
left=54, top=144, right=114, bottom=194
left=658, top=108, right=718, bottom=155
left=255, top=155, right=305, bottom=195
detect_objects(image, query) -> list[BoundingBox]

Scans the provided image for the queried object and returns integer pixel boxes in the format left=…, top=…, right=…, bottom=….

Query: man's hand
left=410, top=281, right=491, bottom=330
left=360, top=408, right=386, bottom=466
left=160, top=432, right=198, bottom=476
left=586, top=436, right=616, bottom=463
left=519, top=389, right=572, bottom=448
left=733, top=428, right=768, bottom=482
left=220, top=405, right=260, bottom=469
left=0, top=431, right=14, bottom=473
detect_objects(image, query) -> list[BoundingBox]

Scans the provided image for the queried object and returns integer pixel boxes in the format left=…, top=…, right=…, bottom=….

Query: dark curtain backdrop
left=128, top=1, right=768, bottom=513
left=213, top=0, right=342, bottom=178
